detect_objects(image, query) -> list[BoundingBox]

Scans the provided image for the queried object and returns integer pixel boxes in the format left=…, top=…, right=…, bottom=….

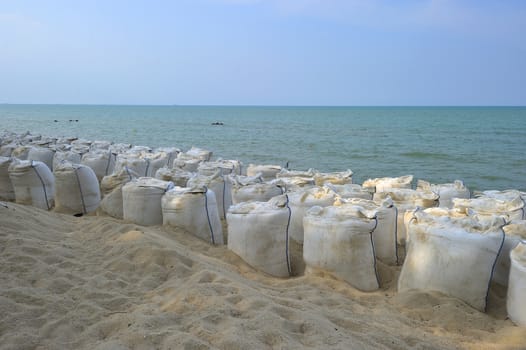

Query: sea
left=1, top=104, right=525, bottom=192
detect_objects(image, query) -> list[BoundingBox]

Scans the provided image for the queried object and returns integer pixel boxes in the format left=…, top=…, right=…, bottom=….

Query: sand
left=0, top=202, right=524, bottom=350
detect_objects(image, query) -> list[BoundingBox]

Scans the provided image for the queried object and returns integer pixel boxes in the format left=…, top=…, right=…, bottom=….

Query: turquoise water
left=1, top=104, right=525, bottom=191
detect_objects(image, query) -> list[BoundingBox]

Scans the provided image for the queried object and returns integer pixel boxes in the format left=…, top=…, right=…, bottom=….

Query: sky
left=0, top=0, right=525, bottom=105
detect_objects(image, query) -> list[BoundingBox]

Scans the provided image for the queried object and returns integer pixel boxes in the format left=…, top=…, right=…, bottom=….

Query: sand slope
left=0, top=202, right=523, bottom=350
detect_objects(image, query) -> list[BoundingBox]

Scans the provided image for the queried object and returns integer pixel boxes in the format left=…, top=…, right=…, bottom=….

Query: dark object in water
left=211, top=122, right=224, bottom=126
left=54, top=120, right=58, bottom=122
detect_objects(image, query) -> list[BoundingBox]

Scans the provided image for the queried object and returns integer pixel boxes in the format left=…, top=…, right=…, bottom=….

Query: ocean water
left=1, top=104, right=525, bottom=191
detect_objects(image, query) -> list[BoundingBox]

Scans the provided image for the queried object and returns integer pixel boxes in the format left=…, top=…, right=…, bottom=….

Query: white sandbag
left=53, top=151, right=82, bottom=170
left=130, top=145, right=152, bottom=153
left=155, top=147, right=181, bottom=168
left=303, top=204, right=380, bottom=291
left=313, top=169, right=353, bottom=186
left=11, top=145, right=32, bottom=160
left=54, top=162, right=101, bottom=215
left=493, top=220, right=526, bottom=286
left=198, top=159, right=243, bottom=177
left=99, top=167, right=138, bottom=219
left=172, top=156, right=202, bottom=172
left=81, top=151, right=117, bottom=181
left=287, top=186, right=339, bottom=243
left=342, top=197, right=398, bottom=265
left=155, top=167, right=194, bottom=187
left=0, top=143, right=17, bottom=157
left=363, top=175, right=413, bottom=193
left=114, top=153, right=150, bottom=177
left=0, top=157, right=15, bottom=201
left=246, top=164, right=282, bottom=181
left=162, top=186, right=223, bottom=245
left=398, top=211, right=506, bottom=311
left=277, top=168, right=316, bottom=182
left=89, top=140, right=112, bottom=151
left=27, top=146, right=55, bottom=171
left=231, top=182, right=284, bottom=204
left=184, top=146, right=212, bottom=161
left=227, top=195, right=292, bottom=277
left=416, top=179, right=470, bottom=208
left=324, top=183, right=373, bottom=200
left=122, top=178, right=174, bottom=226
left=109, top=143, right=132, bottom=154
left=453, top=195, right=524, bottom=221
left=141, top=151, right=170, bottom=177
left=8, top=160, right=55, bottom=210
left=374, top=189, right=439, bottom=245
left=187, top=171, right=232, bottom=220
left=507, top=242, right=526, bottom=326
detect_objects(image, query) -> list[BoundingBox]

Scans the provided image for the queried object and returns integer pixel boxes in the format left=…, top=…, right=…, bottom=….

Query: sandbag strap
left=144, top=159, right=151, bottom=177
left=393, top=206, right=400, bottom=265
left=485, top=226, right=506, bottom=312
left=222, top=175, right=227, bottom=219
left=124, top=166, right=133, bottom=182
left=369, top=215, right=380, bottom=287
left=31, top=161, right=51, bottom=210
left=203, top=186, right=216, bottom=245
left=104, top=151, right=116, bottom=176
left=74, top=166, right=87, bottom=214
left=284, top=194, right=292, bottom=276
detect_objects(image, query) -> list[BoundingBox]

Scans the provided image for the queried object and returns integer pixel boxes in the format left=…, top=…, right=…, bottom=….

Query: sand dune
left=0, top=202, right=523, bottom=349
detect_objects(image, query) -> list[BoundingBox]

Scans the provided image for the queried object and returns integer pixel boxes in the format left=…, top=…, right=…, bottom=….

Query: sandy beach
left=0, top=201, right=523, bottom=350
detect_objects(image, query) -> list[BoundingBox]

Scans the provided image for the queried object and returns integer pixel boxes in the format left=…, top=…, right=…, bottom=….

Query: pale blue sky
left=1, top=0, right=525, bottom=105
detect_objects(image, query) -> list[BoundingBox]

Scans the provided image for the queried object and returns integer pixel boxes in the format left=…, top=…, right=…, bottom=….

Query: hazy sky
left=1, top=0, right=525, bottom=105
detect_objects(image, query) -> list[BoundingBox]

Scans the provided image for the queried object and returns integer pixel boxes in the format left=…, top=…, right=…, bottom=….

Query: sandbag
left=277, top=168, right=316, bottom=183
left=81, top=150, right=117, bottom=181
left=27, top=146, right=55, bottom=171
left=363, top=175, right=413, bottom=193
left=54, top=162, right=101, bottom=215
left=184, top=146, right=212, bottom=161
left=453, top=194, right=524, bottom=221
left=507, top=242, right=526, bottom=326
left=227, top=195, right=292, bottom=277
left=0, top=157, right=15, bottom=201
left=493, top=220, right=526, bottom=286
left=231, top=182, right=284, bottom=204
left=11, top=145, right=32, bottom=160
left=8, top=160, right=55, bottom=210
left=0, top=143, right=17, bottom=157
left=89, top=140, right=112, bottom=151
left=324, top=183, right=373, bottom=200
left=172, top=156, right=202, bottom=172
left=122, top=178, right=174, bottom=226
left=246, top=164, right=282, bottom=181
left=114, top=153, right=150, bottom=177
left=162, top=186, right=223, bottom=244
left=187, top=171, right=232, bottom=220
left=313, top=169, right=353, bottom=186
left=374, top=189, right=439, bottom=245
left=155, top=167, right=194, bottom=187
left=99, top=167, right=138, bottom=219
left=398, top=210, right=506, bottom=311
left=53, top=151, right=82, bottom=170
left=155, top=147, right=181, bottom=168
left=287, top=187, right=339, bottom=243
left=198, top=159, right=243, bottom=177
left=303, top=204, right=380, bottom=291
left=416, top=179, right=470, bottom=208
left=342, top=197, right=398, bottom=265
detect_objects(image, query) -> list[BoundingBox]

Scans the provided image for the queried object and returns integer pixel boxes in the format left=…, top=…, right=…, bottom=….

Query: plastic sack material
left=198, top=159, right=243, bottom=177
left=226, top=195, right=292, bottom=277
left=363, top=175, right=413, bottom=193
left=313, top=169, right=353, bottom=186
left=122, top=178, right=174, bottom=226
left=0, top=157, right=15, bottom=201
left=398, top=210, right=506, bottom=312
left=323, top=183, right=373, bottom=200
left=184, top=146, right=212, bottom=161
left=507, top=242, right=526, bottom=326
left=246, top=164, right=282, bottom=181
left=416, top=179, right=470, bottom=208
left=342, top=197, right=398, bottom=265
left=54, top=162, right=101, bottom=215
left=11, top=145, right=32, bottom=160
left=8, top=160, right=55, bottom=210
left=114, top=153, right=150, bottom=178
left=493, top=220, right=526, bottom=286
left=303, top=204, right=380, bottom=291
left=374, top=189, right=439, bottom=245
left=172, top=155, right=202, bottom=172
left=162, top=186, right=223, bottom=245
left=187, top=171, right=232, bottom=220
left=287, top=187, right=339, bottom=243
left=155, top=167, right=194, bottom=187
left=231, top=181, right=284, bottom=205
left=81, top=151, right=117, bottom=181
left=27, top=147, right=55, bottom=171
left=53, top=151, right=82, bottom=170
left=99, top=167, right=137, bottom=219
left=453, top=194, right=525, bottom=221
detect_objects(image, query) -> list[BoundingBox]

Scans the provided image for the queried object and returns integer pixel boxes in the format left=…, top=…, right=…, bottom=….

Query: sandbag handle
left=74, top=166, right=87, bottom=214
left=284, top=194, right=292, bottom=276
left=369, top=215, right=380, bottom=288
left=485, top=226, right=506, bottom=312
